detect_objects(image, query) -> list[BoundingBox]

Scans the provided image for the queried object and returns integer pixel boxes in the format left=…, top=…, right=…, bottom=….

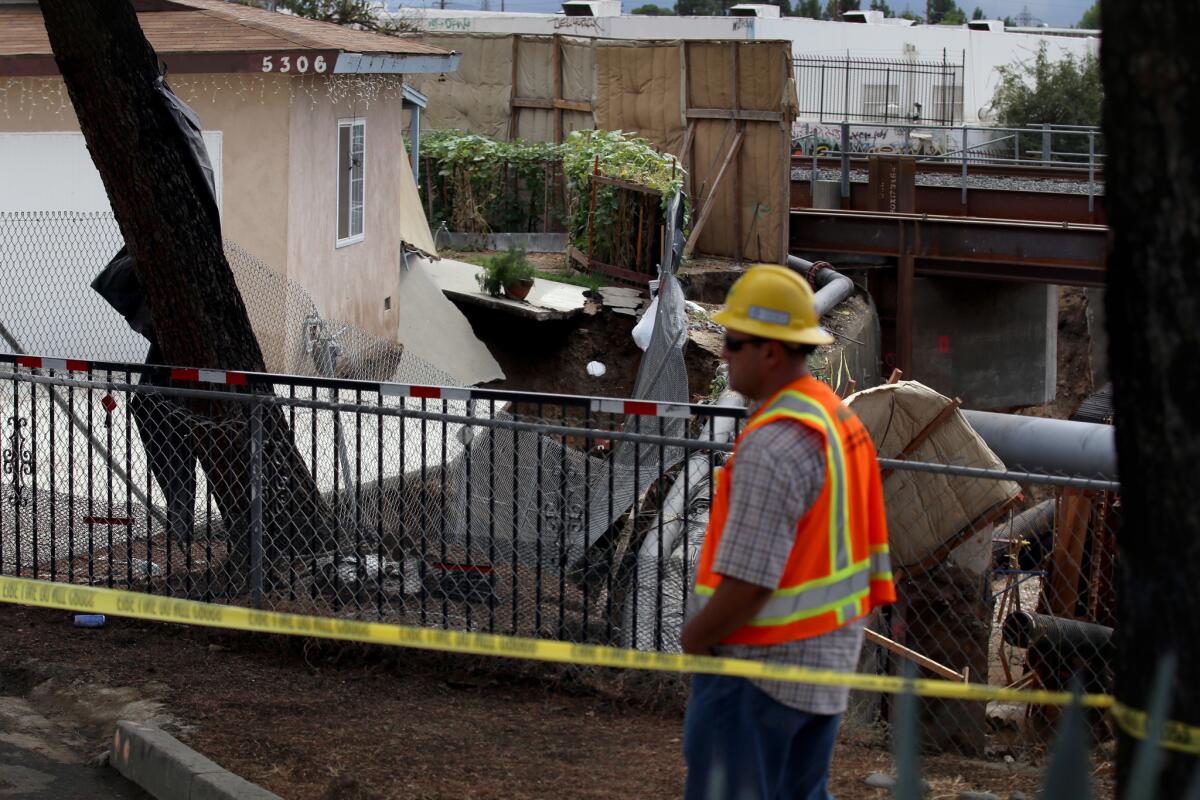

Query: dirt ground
left=0, top=602, right=1105, bottom=800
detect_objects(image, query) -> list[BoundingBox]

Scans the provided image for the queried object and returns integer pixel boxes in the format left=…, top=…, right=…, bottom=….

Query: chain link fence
left=0, top=207, right=1120, bottom=759
left=0, top=356, right=1120, bottom=757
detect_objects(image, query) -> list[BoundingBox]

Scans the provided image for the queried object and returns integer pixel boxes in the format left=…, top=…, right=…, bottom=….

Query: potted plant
left=476, top=246, right=536, bottom=301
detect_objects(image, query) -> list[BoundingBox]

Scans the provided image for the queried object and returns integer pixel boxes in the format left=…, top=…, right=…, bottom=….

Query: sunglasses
left=724, top=335, right=769, bottom=352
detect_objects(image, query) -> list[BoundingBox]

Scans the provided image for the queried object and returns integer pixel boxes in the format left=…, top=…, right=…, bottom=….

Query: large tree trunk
left=1101, top=1, right=1200, bottom=793
left=38, top=0, right=336, bottom=588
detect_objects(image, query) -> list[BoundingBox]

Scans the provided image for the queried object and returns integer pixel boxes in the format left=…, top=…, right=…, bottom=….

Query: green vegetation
left=992, top=43, right=1103, bottom=130
left=475, top=246, right=536, bottom=297
left=268, top=0, right=417, bottom=33
left=631, top=3, right=675, bottom=13
left=1077, top=1, right=1099, bottom=29
left=560, top=129, right=687, bottom=267
left=421, top=131, right=563, bottom=235
left=928, top=0, right=966, bottom=24
left=534, top=269, right=603, bottom=293
left=425, top=129, right=686, bottom=273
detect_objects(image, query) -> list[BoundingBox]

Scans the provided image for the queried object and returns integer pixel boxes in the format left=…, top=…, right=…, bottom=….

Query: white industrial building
left=390, top=2, right=1098, bottom=131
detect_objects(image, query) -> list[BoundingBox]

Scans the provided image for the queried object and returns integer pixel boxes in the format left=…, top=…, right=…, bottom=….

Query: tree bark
left=1101, top=0, right=1200, bottom=793
left=38, top=0, right=336, bottom=584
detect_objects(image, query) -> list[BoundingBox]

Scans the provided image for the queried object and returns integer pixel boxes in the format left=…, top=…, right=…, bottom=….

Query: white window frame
left=335, top=117, right=366, bottom=248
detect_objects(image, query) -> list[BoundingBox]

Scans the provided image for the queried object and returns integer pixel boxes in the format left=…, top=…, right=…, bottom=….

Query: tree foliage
left=991, top=43, right=1103, bottom=128
left=631, top=3, right=675, bottom=13
left=273, top=0, right=417, bottom=33
left=1078, top=1, right=1099, bottom=29
left=795, top=0, right=822, bottom=17
left=674, top=0, right=723, bottom=15
left=869, top=0, right=892, bottom=15
left=824, top=0, right=860, bottom=17
left=971, top=6, right=984, bottom=20
left=928, top=0, right=965, bottom=24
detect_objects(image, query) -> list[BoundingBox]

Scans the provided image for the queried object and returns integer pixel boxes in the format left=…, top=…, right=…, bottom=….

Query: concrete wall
left=286, top=84, right=410, bottom=343
left=910, top=277, right=1056, bottom=409
left=398, top=9, right=1097, bottom=125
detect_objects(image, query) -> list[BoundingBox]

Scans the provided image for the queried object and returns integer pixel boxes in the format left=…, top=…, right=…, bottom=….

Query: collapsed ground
left=0, top=604, right=1115, bottom=800
left=0, top=258, right=1108, bottom=798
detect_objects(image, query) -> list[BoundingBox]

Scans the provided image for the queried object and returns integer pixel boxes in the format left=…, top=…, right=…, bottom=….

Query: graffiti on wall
left=422, top=17, right=474, bottom=31
left=791, top=123, right=955, bottom=158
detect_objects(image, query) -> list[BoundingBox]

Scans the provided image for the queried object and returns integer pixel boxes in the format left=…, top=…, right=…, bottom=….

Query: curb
left=110, top=721, right=283, bottom=800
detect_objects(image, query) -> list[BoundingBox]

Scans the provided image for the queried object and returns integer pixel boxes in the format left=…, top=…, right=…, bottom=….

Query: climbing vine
left=419, top=130, right=564, bottom=234
left=419, top=129, right=687, bottom=274
left=560, top=130, right=687, bottom=267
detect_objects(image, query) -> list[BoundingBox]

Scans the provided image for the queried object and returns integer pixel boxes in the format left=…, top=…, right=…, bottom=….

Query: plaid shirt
left=709, top=418, right=865, bottom=715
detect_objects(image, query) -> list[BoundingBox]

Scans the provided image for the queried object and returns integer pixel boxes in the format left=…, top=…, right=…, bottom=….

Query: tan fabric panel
left=689, top=118, right=737, bottom=258
left=562, top=110, right=594, bottom=137
left=732, top=121, right=785, bottom=263
left=686, top=41, right=733, bottom=111
left=685, top=39, right=791, bottom=263
left=594, top=42, right=685, bottom=153
left=407, top=34, right=513, bottom=139
left=737, top=41, right=790, bottom=111
left=560, top=38, right=595, bottom=103
left=516, top=108, right=554, bottom=143
left=516, top=36, right=553, bottom=99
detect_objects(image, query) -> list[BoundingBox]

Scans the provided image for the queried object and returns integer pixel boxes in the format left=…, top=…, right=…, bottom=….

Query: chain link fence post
left=249, top=398, right=264, bottom=609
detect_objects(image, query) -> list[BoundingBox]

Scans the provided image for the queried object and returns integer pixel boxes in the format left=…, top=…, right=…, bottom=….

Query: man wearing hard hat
left=680, top=265, right=895, bottom=799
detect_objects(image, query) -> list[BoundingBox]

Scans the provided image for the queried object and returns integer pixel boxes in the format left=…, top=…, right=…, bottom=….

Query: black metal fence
left=794, top=52, right=966, bottom=126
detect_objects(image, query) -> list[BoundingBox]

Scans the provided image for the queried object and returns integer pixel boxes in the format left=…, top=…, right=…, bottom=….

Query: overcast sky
left=409, top=0, right=1095, bottom=28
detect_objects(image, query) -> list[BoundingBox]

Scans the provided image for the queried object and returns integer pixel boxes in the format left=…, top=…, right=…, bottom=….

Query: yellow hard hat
left=711, top=264, right=833, bottom=346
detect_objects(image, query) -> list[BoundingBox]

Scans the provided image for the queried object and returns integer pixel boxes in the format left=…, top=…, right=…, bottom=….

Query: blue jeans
left=683, top=674, right=841, bottom=800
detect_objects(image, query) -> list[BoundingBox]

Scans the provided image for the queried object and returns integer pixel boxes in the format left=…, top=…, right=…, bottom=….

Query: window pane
left=338, top=124, right=351, bottom=241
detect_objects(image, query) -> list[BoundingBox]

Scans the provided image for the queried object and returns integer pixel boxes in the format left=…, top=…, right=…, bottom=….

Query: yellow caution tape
left=9, top=573, right=1200, bottom=753
left=0, top=574, right=1104, bottom=708
left=1111, top=702, right=1200, bottom=755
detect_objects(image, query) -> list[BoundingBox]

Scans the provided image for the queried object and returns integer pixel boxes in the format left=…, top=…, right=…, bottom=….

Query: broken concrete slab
left=398, top=256, right=505, bottom=385
left=427, top=258, right=588, bottom=322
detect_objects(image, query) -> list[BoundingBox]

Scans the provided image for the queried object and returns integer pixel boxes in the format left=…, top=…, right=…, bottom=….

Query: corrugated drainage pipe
left=787, top=255, right=855, bottom=317
left=625, top=389, right=743, bottom=651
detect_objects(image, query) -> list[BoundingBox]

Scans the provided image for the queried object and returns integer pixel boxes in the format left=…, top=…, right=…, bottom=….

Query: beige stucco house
left=0, top=0, right=504, bottom=383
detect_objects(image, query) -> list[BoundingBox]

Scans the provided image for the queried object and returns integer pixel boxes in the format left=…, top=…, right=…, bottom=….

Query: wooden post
left=552, top=34, right=563, bottom=144
left=587, top=155, right=600, bottom=263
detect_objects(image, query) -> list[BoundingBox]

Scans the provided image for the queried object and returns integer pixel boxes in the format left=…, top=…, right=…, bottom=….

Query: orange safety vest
left=692, top=375, right=895, bottom=646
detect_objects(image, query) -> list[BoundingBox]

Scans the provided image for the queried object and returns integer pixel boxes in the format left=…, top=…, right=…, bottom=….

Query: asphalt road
left=0, top=721, right=147, bottom=799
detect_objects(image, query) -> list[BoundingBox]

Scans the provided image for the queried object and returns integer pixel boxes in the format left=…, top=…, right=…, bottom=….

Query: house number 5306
left=261, top=55, right=327, bottom=73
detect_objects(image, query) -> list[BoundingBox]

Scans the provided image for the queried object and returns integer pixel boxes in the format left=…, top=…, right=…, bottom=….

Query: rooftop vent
left=842, top=9, right=884, bottom=23
left=967, top=19, right=1005, bottom=31
left=561, top=0, right=621, bottom=16
left=728, top=3, right=780, bottom=17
